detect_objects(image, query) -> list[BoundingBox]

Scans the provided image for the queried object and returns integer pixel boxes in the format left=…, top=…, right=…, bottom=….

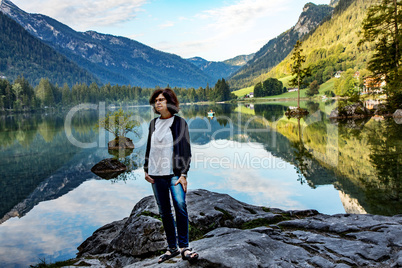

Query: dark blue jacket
left=144, top=115, right=191, bottom=176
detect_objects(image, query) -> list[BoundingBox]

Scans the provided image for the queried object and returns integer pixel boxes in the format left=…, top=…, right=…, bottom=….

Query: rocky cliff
left=73, top=189, right=402, bottom=267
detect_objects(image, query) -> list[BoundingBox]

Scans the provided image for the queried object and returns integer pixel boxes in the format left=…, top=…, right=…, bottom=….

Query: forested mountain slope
left=228, top=3, right=334, bottom=90
left=0, top=0, right=214, bottom=88
left=267, top=0, right=375, bottom=86
left=0, top=11, right=98, bottom=86
left=187, top=54, right=254, bottom=83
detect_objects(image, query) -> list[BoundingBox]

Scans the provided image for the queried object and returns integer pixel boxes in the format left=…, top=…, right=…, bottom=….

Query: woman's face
left=154, top=93, right=169, bottom=114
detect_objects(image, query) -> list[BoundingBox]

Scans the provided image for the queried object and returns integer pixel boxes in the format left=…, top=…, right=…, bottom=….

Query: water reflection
left=364, top=119, right=402, bottom=215
left=290, top=118, right=313, bottom=185
left=0, top=101, right=401, bottom=267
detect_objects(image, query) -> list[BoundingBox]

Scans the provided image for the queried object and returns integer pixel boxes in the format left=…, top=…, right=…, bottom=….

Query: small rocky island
left=73, top=189, right=402, bottom=267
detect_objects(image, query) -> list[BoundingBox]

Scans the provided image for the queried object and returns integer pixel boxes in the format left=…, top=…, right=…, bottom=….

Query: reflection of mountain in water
left=214, top=103, right=400, bottom=216
left=0, top=146, right=102, bottom=224
left=187, top=106, right=342, bottom=191
left=0, top=112, right=103, bottom=223
left=338, top=191, right=367, bottom=214
left=252, top=107, right=401, bottom=216
left=0, top=108, right=153, bottom=224
left=1, top=103, right=399, bottom=222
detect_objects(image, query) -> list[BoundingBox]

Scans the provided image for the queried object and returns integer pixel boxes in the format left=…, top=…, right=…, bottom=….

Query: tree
left=254, top=82, right=263, bottom=97
left=61, top=83, right=71, bottom=105
left=35, top=78, right=55, bottom=107
left=289, top=40, right=311, bottom=108
left=359, top=0, right=402, bottom=109
left=306, top=80, right=320, bottom=97
left=214, top=78, right=231, bottom=101
left=12, top=83, right=23, bottom=102
left=96, top=108, right=140, bottom=139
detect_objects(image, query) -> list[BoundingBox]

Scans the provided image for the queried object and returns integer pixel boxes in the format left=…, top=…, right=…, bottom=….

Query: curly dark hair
left=149, top=88, right=180, bottom=115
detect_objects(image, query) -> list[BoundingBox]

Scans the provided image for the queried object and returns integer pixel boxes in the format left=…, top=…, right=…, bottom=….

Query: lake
left=0, top=101, right=401, bottom=267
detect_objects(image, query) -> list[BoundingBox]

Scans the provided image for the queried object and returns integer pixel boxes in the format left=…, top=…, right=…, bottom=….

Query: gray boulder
left=78, top=189, right=285, bottom=259
left=108, top=137, right=135, bottom=150
left=74, top=189, right=402, bottom=268
left=90, top=158, right=127, bottom=179
left=329, top=103, right=370, bottom=119
left=393, top=109, right=402, bottom=124
left=372, top=103, right=389, bottom=115
left=394, top=109, right=402, bottom=118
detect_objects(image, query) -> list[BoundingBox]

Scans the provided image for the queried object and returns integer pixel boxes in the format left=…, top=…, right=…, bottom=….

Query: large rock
left=329, top=103, right=370, bottom=119
left=78, top=189, right=285, bottom=259
left=74, top=189, right=402, bottom=268
left=372, top=103, right=389, bottom=115
left=394, top=109, right=402, bottom=118
left=393, top=109, right=402, bottom=124
left=90, top=158, right=126, bottom=179
left=108, top=137, right=135, bottom=150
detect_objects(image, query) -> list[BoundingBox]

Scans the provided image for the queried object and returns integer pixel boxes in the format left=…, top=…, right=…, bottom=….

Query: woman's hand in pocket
left=175, top=176, right=187, bottom=192
left=145, top=172, right=154, bottom=183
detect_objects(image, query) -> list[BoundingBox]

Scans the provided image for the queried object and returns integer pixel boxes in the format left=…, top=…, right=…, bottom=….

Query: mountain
left=223, top=54, right=255, bottom=66
left=0, top=0, right=214, bottom=88
left=187, top=54, right=254, bottom=84
left=268, top=0, right=374, bottom=86
left=329, top=0, right=341, bottom=7
left=228, top=3, right=334, bottom=90
left=0, top=10, right=98, bottom=86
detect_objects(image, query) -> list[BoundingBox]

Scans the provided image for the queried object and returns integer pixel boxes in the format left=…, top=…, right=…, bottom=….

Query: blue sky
left=12, top=0, right=330, bottom=61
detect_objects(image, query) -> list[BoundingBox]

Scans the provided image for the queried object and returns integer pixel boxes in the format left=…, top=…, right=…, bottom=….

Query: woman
left=144, top=88, right=199, bottom=264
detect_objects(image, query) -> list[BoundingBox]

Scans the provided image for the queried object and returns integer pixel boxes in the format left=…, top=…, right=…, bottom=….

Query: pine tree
left=214, top=78, right=231, bottom=101
left=289, top=40, right=311, bottom=108
left=35, top=78, right=55, bottom=107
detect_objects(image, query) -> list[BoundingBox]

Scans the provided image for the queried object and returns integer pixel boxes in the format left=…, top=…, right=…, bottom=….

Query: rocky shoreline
left=72, top=189, right=402, bottom=267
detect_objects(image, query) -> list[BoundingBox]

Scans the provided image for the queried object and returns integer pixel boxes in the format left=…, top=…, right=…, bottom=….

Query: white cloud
left=159, top=21, right=175, bottom=29
left=196, top=0, right=289, bottom=35
left=0, top=173, right=152, bottom=267
left=158, top=0, right=293, bottom=60
left=13, top=0, right=148, bottom=30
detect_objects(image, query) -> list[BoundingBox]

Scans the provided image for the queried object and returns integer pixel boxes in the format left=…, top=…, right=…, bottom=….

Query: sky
left=11, top=0, right=330, bottom=61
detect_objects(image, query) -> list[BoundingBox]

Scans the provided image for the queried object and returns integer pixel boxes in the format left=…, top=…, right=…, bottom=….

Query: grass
left=279, top=75, right=295, bottom=88
left=233, top=85, right=254, bottom=97
left=232, top=75, right=295, bottom=98
left=318, top=78, right=335, bottom=96
left=233, top=77, right=336, bottom=100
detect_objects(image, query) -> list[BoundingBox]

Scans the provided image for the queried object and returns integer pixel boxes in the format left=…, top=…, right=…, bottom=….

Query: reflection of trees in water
left=181, top=103, right=236, bottom=121
left=0, top=112, right=97, bottom=148
left=290, top=118, right=313, bottom=186
left=3, top=105, right=401, bottom=217
left=306, top=101, right=320, bottom=114
left=254, top=104, right=287, bottom=122
left=362, top=119, right=402, bottom=215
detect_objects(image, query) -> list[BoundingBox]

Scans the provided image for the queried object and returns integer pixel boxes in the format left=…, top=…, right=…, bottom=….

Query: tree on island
left=289, top=40, right=311, bottom=109
left=359, top=0, right=402, bottom=110
left=96, top=108, right=140, bottom=150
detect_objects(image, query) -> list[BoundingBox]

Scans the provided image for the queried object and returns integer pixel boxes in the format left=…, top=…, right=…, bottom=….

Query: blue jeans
left=151, top=175, right=189, bottom=249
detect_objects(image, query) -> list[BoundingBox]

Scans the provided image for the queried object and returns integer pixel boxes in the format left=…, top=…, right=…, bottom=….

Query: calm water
left=0, top=101, right=401, bottom=267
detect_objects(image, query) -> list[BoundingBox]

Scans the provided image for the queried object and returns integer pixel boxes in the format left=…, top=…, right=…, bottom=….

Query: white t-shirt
left=148, top=116, right=175, bottom=176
